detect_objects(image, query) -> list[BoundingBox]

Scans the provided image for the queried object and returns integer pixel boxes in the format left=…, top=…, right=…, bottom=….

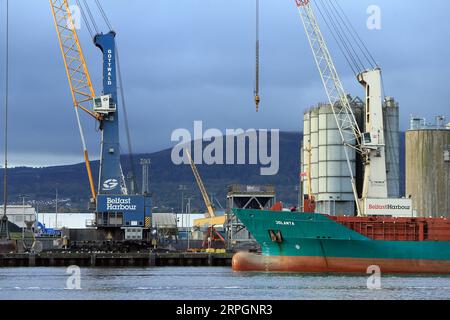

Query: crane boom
left=185, top=149, right=215, bottom=218
left=49, top=0, right=99, bottom=201
left=295, top=0, right=363, bottom=215
left=49, top=0, right=100, bottom=120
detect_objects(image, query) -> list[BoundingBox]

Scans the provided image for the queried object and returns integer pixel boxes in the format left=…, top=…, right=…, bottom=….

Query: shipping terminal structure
left=232, top=0, right=450, bottom=274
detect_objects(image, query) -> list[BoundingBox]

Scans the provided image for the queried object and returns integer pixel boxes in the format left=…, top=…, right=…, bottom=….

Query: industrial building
left=152, top=212, right=178, bottom=244
left=226, top=184, right=275, bottom=248
left=0, top=205, right=37, bottom=230
left=406, top=116, right=450, bottom=217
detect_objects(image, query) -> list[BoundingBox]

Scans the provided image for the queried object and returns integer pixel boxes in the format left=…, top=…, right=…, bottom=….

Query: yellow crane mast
left=184, top=149, right=225, bottom=248
left=185, top=149, right=215, bottom=218
left=49, top=0, right=100, bottom=201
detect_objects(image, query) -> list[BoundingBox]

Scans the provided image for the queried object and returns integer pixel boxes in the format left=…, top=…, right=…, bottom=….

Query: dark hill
left=0, top=132, right=405, bottom=212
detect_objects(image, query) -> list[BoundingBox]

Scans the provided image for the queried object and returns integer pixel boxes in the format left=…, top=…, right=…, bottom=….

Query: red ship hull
left=233, top=252, right=450, bottom=274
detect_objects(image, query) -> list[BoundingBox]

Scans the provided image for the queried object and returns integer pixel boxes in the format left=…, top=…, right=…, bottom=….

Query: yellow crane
left=49, top=0, right=100, bottom=202
left=184, top=149, right=225, bottom=247
left=185, top=149, right=214, bottom=218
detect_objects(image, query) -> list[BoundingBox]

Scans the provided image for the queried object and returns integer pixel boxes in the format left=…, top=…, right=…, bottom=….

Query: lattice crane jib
left=295, top=0, right=365, bottom=215
left=185, top=149, right=215, bottom=218
left=49, top=0, right=98, bottom=201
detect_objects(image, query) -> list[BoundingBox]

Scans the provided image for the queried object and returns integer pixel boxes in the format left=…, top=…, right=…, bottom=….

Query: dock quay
left=0, top=252, right=234, bottom=268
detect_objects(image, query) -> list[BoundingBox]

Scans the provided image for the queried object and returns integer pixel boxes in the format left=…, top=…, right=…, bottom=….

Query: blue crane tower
left=92, top=31, right=151, bottom=241
left=94, top=32, right=122, bottom=194
left=50, top=1, right=151, bottom=242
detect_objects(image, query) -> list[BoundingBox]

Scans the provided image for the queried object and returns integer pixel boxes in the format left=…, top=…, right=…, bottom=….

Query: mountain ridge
left=0, top=132, right=405, bottom=212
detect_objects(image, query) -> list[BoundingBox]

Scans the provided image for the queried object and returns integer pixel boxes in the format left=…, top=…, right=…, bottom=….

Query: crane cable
left=315, top=0, right=363, bottom=75
left=314, top=0, right=379, bottom=75
left=2, top=0, right=10, bottom=221
left=94, top=0, right=113, bottom=31
left=314, top=1, right=359, bottom=76
left=331, top=0, right=378, bottom=68
left=116, top=45, right=139, bottom=195
left=75, top=0, right=94, bottom=39
left=321, top=0, right=366, bottom=73
left=82, top=0, right=99, bottom=34
left=76, top=0, right=111, bottom=37
left=254, top=0, right=260, bottom=112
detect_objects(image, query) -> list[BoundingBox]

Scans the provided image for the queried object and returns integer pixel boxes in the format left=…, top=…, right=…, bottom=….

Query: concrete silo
left=406, top=116, right=450, bottom=217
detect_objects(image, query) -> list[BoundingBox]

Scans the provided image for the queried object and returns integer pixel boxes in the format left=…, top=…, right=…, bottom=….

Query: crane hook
left=254, top=94, right=260, bottom=112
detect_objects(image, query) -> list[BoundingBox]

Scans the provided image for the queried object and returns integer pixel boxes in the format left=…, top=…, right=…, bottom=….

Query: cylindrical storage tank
left=406, top=126, right=450, bottom=217
left=316, top=104, right=355, bottom=216
left=303, top=103, right=361, bottom=216
left=383, top=97, right=400, bottom=198
left=300, top=111, right=311, bottom=204
left=302, top=110, right=310, bottom=200
left=302, top=108, right=319, bottom=197
left=310, top=108, right=319, bottom=196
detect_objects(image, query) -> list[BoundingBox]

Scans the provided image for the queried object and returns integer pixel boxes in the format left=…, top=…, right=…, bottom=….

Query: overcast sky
left=0, top=0, right=449, bottom=167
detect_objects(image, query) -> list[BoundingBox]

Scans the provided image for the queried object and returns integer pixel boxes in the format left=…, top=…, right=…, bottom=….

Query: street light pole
left=140, top=159, right=151, bottom=195
left=179, top=185, right=187, bottom=241
left=185, top=196, right=194, bottom=251
left=18, top=194, right=29, bottom=241
left=187, top=197, right=193, bottom=251
left=179, top=185, right=187, bottom=213
left=295, top=185, right=301, bottom=210
left=22, top=197, right=25, bottom=240
left=55, top=188, right=58, bottom=229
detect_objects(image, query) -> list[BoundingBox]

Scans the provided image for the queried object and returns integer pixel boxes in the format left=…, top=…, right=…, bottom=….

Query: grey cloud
left=0, top=0, right=449, bottom=166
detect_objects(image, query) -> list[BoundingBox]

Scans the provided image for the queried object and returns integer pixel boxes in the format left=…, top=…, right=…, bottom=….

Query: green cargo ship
left=232, top=209, right=450, bottom=274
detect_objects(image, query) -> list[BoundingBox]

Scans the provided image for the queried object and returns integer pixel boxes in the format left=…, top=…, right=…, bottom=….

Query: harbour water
left=1, top=267, right=450, bottom=300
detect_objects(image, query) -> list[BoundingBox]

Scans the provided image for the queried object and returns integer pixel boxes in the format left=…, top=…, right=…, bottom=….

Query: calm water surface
left=0, top=267, right=449, bottom=300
